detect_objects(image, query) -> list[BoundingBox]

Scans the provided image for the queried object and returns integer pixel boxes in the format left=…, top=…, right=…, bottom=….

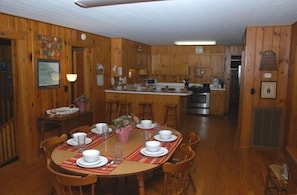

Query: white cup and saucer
left=137, top=119, right=155, bottom=129
left=76, top=149, right=108, bottom=168
left=154, top=130, right=177, bottom=142
left=141, top=140, right=168, bottom=157
left=92, top=123, right=110, bottom=139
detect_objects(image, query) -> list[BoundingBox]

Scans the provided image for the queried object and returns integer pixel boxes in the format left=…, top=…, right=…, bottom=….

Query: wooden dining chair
left=46, top=159, right=98, bottom=195
left=145, top=143, right=195, bottom=195
left=69, top=125, right=92, bottom=135
left=187, top=131, right=201, bottom=193
left=40, top=134, right=68, bottom=160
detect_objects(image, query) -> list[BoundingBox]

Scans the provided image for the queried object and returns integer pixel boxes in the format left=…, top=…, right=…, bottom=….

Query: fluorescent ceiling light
left=74, top=0, right=165, bottom=8
left=174, top=41, right=216, bottom=46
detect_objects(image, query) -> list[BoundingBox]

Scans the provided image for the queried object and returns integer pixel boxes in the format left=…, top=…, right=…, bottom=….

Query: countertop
left=105, top=89, right=193, bottom=96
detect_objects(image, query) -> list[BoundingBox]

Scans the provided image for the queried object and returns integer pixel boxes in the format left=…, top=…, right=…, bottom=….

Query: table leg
left=136, top=174, right=145, bottom=195
left=38, top=120, right=45, bottom=157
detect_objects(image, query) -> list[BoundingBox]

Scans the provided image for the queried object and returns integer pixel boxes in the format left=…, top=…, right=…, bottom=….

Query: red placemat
left=125, top=134, right=182, bottom=164
left=59, top=153, right=118, bottom=175
left=57, top=132, right=115, bottom=152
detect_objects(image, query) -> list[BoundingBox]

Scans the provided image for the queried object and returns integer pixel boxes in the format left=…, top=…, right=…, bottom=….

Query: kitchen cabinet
left=210, top=90, right=226, bottom=115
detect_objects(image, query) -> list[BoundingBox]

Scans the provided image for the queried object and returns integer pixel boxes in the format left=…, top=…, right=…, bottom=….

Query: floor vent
left=252, top=107, right=282, bottom=147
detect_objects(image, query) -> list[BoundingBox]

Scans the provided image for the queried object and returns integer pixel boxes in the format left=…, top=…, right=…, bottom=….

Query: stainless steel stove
left=187, top=85, right=210, bottom=115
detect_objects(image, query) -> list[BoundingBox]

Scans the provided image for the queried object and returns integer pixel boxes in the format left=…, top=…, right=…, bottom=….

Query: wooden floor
left=0, top=110, right=286, bottom=195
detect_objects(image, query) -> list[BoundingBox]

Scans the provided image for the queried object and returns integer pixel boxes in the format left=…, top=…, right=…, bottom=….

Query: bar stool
left=117, top=101, right=132, bottom=116
left=264, top=164, right=288, bottom=195
left=104, top=100, right=119, bottom=123
left=138, top=102, right=153, bottom=120
left=164, top=104, right=178, bottom=129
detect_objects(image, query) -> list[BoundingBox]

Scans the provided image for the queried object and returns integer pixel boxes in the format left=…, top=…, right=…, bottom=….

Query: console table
left=38, top=111, right=93, bottom=142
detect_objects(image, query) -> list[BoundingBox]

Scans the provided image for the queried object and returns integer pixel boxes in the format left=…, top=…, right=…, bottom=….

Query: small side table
left=37, top=111, right=93, bottom=142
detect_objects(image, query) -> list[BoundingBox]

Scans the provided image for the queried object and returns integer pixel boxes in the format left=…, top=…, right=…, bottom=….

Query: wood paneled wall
left=286, top=22, right=297, bottom=147
left=111, top=38, right=151, bottom=84
left=239, top=26, right=291, bottom=148
left=0, top=13, right=111, bottom=161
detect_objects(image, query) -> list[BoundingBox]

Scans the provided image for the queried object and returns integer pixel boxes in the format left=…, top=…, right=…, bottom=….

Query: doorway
left=229, top=55, right=241, bottom=116
left=0, top=38, right=17, bottom=166
left=72, top=47, right=85, bottom=98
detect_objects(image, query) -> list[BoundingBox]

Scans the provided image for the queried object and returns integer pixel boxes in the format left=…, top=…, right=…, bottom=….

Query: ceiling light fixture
left=174, top=41, right=216, bottom=46
left=74, top=0, right=165, bottom=8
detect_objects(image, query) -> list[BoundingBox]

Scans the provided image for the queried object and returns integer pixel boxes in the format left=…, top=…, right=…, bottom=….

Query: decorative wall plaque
left=37, top=35, right=62, bottom=57
left=259, top=50, right=277, bottom=70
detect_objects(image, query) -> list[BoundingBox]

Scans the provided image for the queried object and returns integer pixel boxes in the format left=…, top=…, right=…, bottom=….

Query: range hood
left=74, top=0, right=165, bottom=8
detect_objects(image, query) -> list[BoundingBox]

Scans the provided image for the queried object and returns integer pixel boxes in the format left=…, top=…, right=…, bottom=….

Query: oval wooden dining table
left=51, top=126, right=183, bottom=195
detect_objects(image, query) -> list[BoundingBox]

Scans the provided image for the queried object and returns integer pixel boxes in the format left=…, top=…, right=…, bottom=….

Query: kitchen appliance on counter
left=145, top=78, right=157, bottom=87
left=187, top=84, right=210, bottom=115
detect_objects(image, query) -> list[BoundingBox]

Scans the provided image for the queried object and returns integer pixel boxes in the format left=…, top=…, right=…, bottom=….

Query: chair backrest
left=188, top=132, right=200, bottom=174
left=188, top=132, right=200, bottom=151
left=69, top=125, right=91, bottom=135
left=47, top=159, right=97, bottom=195
left=162, top=144, right=195, bottom=195
left=40, top=134, right=68, bottom=160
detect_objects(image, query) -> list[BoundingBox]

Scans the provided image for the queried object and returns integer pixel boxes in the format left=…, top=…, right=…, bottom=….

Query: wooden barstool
left=105, top=100, right=119, bottom=123
left=138, top=102, right=153, bottom=120
left=164, top=104, right=178, bottom=129
left=117, top=101, right=131, bottom=116
left=264, top=164, right=288, bottom=195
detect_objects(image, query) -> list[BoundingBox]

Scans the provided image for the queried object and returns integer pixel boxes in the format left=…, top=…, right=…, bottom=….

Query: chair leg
left=188, top=173, right=197, bottom=193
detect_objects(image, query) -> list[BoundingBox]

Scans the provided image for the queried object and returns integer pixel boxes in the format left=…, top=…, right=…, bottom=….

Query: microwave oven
left=146, top=78, right=157, bottom=86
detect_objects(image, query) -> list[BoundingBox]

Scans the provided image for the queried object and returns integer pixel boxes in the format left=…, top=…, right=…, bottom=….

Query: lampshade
left=66, top=74, right=78, bottom=82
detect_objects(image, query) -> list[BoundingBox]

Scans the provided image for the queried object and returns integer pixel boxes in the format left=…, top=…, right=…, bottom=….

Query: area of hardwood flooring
left=0, top=113, right=286, bottom=195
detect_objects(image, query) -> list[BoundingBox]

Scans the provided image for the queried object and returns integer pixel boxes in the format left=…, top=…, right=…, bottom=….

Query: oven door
left=188, top=92, right=210, bottom=108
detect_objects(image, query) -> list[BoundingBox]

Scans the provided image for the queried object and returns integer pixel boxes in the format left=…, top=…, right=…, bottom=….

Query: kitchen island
left=105, top=89, right=192, bottom=131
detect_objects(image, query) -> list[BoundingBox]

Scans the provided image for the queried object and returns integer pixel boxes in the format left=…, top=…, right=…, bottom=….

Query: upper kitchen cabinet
left=150, top=45, right=226, bottom=83
left=111, top=38, right=151, bottom=83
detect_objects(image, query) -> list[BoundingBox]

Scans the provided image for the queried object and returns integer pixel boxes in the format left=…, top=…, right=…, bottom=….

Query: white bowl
left=145, top=140, right=161, bottom=152
left=72, top=132, right=87, bottom=143
left=141, top=120, right=152, bottom=128
left=159, top=130, right=172, bottom=139
left=82, top=149, right=100, bottom=163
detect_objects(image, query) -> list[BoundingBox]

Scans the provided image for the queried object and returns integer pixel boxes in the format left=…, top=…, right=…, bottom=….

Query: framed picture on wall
left=261, top=81, right=277, bottom=99
left=37, top=59, right=60, bottom=88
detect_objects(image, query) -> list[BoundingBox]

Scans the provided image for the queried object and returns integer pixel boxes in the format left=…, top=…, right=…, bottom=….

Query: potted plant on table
left=75, top=94, right=89, bottom=112
left=112, top=114, right=140, bottom=143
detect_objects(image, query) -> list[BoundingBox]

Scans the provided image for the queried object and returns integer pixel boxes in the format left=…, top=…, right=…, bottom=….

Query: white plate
left=76, top=156, right=108, bottom=168
left=67, top=138, right=92, bottom=146
left=76, top=157, right=101, bottom=166
left=136, top=123, right=156, bottom=129
left=140, top=147, right=168, bottom=157
left=154, top=134, right=177, bottom=142
left=91, top=128, right=112, bottom=135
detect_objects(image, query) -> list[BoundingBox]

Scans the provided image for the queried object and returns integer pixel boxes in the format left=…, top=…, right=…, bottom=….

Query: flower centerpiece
left=75, top=94, right=89, bottom=112
left=112, top=114, right=140, bottom=143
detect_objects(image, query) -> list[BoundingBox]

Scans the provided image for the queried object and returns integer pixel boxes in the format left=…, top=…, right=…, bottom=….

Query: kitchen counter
left=105, top=89, right=190, bottom=130
left=210, top=87, right=226, bottom=91
left=104, top=89, right=193, bottom=96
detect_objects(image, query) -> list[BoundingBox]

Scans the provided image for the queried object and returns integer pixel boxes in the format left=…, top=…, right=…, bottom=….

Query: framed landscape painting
left=37, top=59, right=60, bottom=88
